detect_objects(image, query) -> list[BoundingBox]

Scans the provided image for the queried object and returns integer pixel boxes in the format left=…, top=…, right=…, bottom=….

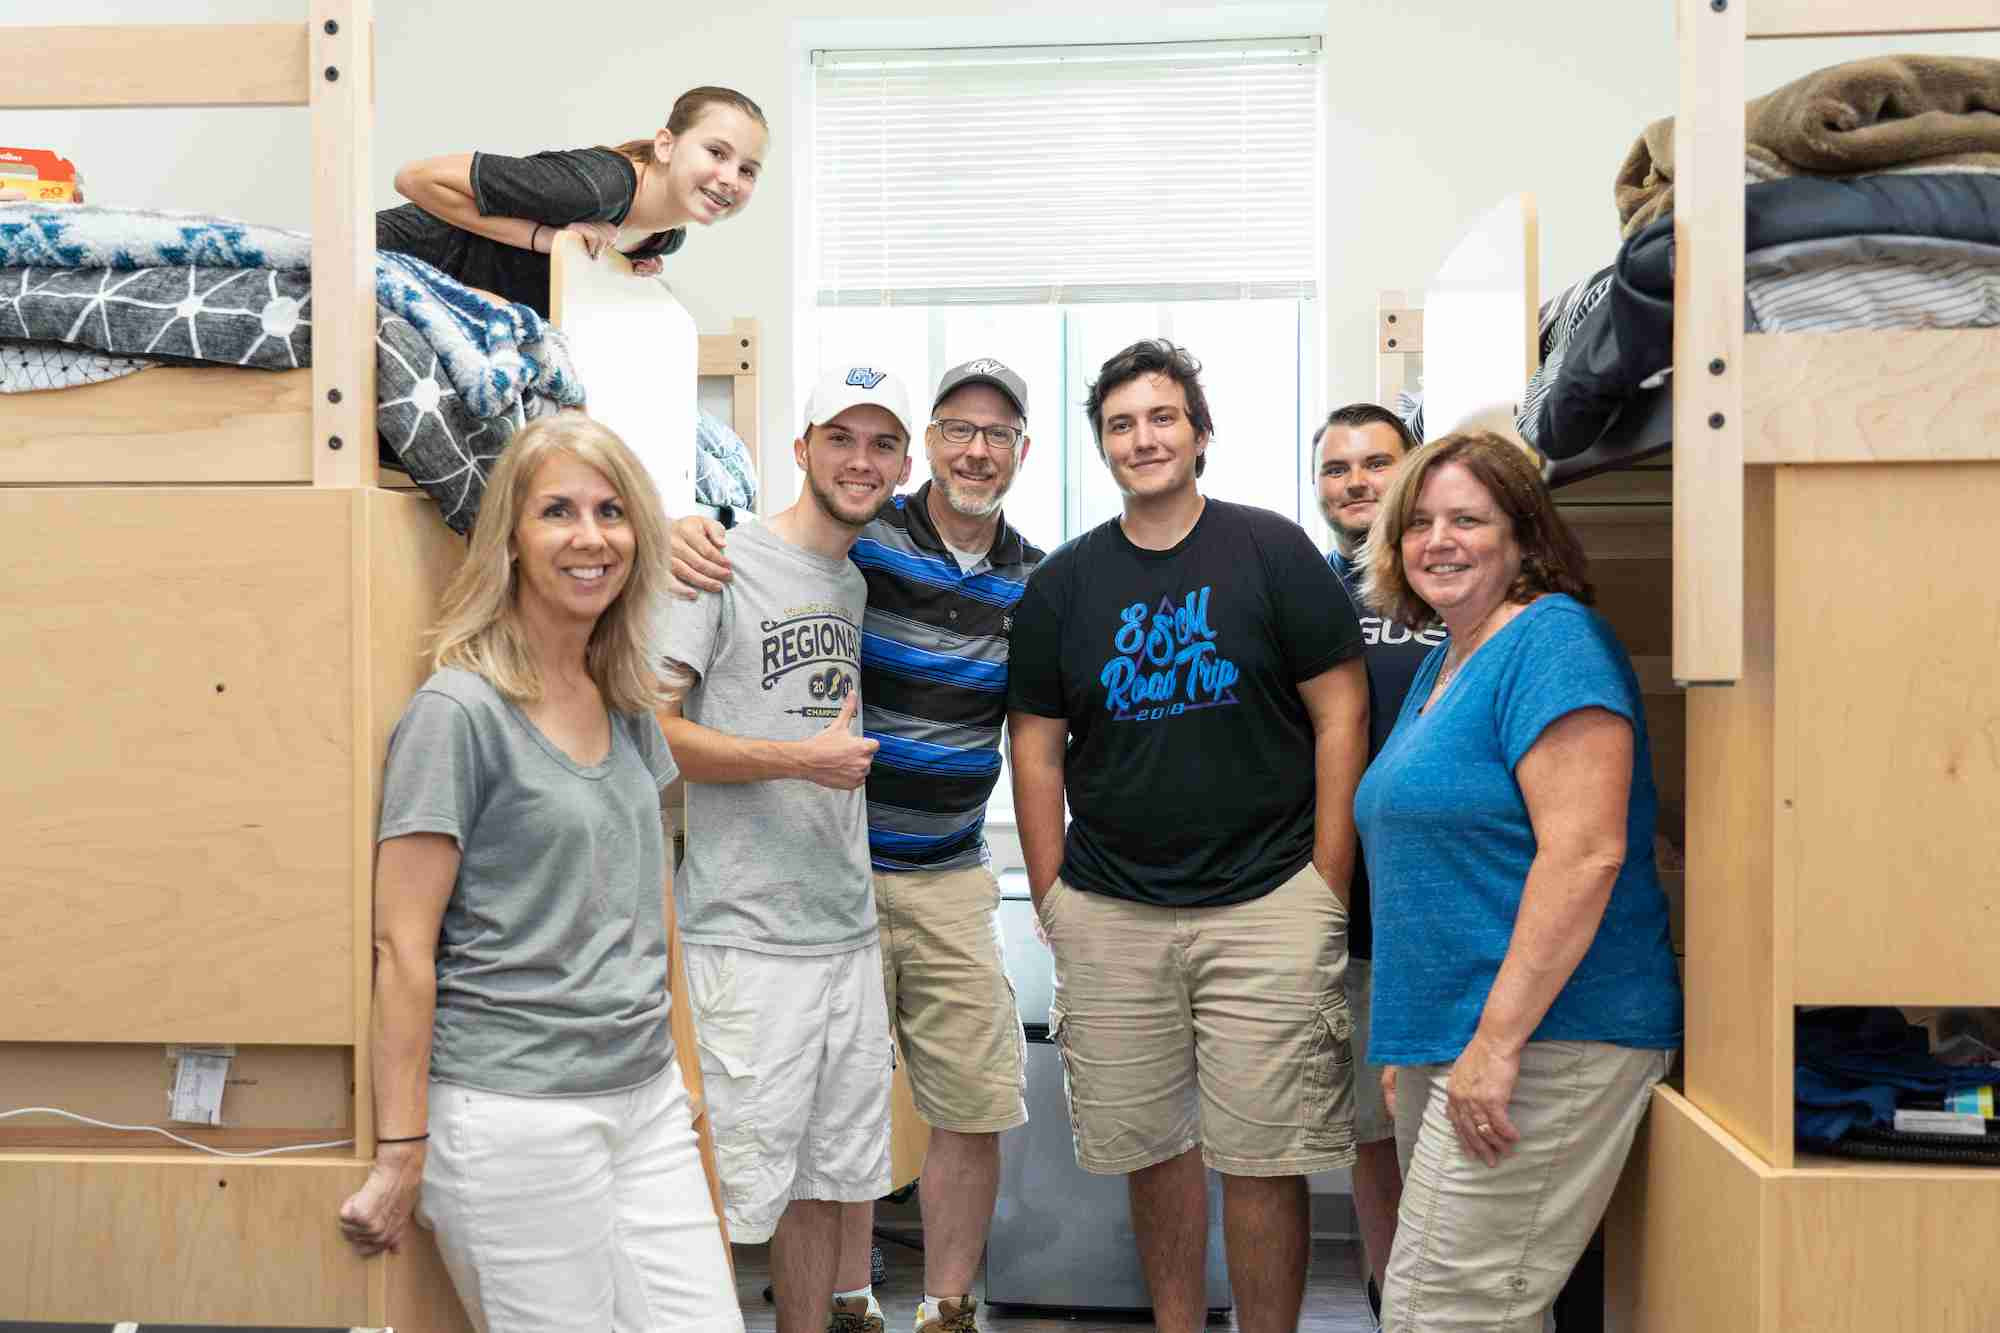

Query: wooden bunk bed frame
left=1405, top=4, right=2000, bottom=1330
left=0, top=9, right=760, bottom=1327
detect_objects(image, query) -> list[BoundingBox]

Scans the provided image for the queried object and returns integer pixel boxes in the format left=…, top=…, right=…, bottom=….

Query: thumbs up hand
left=795, top=689, right=877, bottom=790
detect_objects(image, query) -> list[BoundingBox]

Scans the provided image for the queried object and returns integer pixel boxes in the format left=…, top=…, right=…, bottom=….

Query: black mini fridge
left=983, top=881, right=1232, bottom=1315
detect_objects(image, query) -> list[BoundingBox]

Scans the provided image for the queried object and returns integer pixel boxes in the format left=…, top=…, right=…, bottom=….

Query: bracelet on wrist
left=530, top=223, right=545, bottom=253
left=377, top=1132, right=429, bottom=1144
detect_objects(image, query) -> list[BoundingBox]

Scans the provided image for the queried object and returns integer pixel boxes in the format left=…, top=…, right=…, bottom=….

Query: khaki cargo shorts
left=1039, top=860, right=1356, bottom=1177
left=876, top=865, right=1029, bottom=1134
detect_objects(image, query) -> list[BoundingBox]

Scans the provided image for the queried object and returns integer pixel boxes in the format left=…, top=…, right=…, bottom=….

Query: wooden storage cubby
left=1605, top=446, right=2000, bottom=1333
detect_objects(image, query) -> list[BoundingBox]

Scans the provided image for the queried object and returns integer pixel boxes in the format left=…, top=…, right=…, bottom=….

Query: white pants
left=419, top=1060, right=743, bottom=1333
left=684, top=942, right=893, bottom=1244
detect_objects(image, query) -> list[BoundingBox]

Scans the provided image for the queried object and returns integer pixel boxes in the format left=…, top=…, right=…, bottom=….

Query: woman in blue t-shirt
left=1351, top=429, right=1682, bottom=1331
left=377, top=86, right=767, bottom=316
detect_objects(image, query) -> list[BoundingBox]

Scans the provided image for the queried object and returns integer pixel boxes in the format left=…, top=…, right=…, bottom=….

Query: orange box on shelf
left=0, top=147, right=84, bottom=202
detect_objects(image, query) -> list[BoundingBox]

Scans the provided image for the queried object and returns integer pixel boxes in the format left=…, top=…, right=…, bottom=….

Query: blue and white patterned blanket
left=0, top=205, right=581, bottom=419
left=0, top=206, right=590, bottom=532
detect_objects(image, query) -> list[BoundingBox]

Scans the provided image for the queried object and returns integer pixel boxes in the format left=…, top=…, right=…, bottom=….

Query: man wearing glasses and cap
left=672, top=358, right=1044, bottom=1333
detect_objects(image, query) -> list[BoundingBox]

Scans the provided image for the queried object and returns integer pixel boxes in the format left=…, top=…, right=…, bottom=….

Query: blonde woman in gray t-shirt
left=336, top=416, right=742, bottom=1333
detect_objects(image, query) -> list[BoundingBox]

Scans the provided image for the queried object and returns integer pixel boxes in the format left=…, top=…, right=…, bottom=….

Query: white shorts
left=683, top=942, right=893, bottom=1244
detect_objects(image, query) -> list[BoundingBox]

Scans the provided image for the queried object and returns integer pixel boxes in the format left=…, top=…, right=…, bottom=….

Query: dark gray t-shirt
left=375, top=146, right=686, bottom=317
left=377, top=667, right=679, bottom=1096
left=657, top=522, right=874, bottom=955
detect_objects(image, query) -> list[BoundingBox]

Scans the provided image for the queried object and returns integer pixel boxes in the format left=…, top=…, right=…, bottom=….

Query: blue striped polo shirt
left=850, top=483, right=1044, bottom=873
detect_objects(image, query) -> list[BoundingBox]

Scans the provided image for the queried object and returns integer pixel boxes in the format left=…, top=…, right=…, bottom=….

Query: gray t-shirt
left=377, top=667, right=679, bottom=1096
left=657, top=521, right=874, bottom=955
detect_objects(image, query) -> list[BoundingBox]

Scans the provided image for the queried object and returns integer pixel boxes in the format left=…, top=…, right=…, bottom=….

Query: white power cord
left=1, top=1106, right=355, bottom=1158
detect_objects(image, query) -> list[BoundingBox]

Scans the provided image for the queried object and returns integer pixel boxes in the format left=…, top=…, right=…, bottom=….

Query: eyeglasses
left=930, top=418, right=1023, bottom=452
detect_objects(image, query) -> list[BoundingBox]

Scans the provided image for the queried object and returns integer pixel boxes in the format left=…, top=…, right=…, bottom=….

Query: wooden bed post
left=1375, top=290, right=1422, bottom=407
left=309, top=0, right=376, bottom=492
left=1669, top=0, right=1744, bottom=685
left=730, top=316, right=761, bottom=470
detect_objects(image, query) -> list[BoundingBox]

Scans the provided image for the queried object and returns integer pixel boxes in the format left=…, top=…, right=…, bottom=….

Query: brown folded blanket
left=1616, top=54, right=2000, bottom=236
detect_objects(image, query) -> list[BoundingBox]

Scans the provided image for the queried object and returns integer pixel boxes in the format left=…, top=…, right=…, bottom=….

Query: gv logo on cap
left=965, top=358, right=1006, bottom=375
left=845, top=368, right=887, bottom=389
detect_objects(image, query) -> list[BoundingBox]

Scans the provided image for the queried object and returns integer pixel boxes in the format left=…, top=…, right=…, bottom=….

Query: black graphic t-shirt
left=376, top=146, right=686, bottom=318
left=1329, top=549, right=1447, bottom=958
left=1008, top=500, right=1364, bottom=907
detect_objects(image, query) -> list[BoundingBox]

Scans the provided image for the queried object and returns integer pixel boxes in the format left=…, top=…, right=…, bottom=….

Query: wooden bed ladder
left=1673, top=0, right=2000, bottom=685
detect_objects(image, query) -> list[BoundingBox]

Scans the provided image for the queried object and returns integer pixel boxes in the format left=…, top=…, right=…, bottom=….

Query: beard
left=932, top=465, right=1010, bottom=518
left=808, top=471, right=890, bottom=529
left=1322, top=498, right=1375, bottom=547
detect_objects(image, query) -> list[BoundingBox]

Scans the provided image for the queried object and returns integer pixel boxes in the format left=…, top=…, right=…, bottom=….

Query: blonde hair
left=430, top=415, right=669, bottom=715
left=1360, top=428, right=1593, bottom=630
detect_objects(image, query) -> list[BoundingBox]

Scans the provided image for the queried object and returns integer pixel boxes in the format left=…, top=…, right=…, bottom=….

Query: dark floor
left=734, top=1228, right=1379, bottom=1333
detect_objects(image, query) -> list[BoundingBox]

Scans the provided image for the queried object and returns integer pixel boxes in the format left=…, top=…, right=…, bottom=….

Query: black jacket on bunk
left=1533, top=172, right=2000, bottom=470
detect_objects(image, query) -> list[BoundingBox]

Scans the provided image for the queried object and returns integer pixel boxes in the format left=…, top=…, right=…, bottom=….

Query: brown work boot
left=828, top=1295, right=885, bottom=1333
left=915, top=1296, right=980, bottom=1333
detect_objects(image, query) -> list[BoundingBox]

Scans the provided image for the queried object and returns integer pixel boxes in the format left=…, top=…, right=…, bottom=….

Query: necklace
left=1430, top=600, right=1511, bottom=701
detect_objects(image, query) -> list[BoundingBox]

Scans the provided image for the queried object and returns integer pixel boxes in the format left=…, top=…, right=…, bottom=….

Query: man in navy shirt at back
left=1312, top=402, right=1440, bottom=1326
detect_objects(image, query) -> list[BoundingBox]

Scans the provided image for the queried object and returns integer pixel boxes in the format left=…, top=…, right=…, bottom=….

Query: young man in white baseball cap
left=670, top=358, right=1046, bottom=1333
left=656, top=364, right=914, bottom=1333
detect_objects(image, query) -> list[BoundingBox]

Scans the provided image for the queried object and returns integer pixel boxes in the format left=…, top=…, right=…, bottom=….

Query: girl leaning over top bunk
left=336, top=415, right=743, bottom=1333
left=377, top=85, right=768, bottom=317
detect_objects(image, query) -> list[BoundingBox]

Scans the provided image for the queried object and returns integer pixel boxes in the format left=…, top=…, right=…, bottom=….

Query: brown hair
left=608, top=86, right=769, bottom=164
left=1360, top=428, right=1593, bottom=630
left=430, top=415, right=670, bottom=716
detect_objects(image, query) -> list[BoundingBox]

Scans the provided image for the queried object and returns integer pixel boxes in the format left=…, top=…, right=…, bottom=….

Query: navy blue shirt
left=1329, top=549, right=1444, bottom=959
left=852, top=485, right=1043, bottom=873
left=1354, top=596, right=1682, bottom=1064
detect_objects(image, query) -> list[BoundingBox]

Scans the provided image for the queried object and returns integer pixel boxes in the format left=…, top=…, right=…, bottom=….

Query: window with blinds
left=811, top=38, right=1322, bottom=306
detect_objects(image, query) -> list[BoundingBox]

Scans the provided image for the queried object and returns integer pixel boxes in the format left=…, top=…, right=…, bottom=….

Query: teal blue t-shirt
left=1353, top=595, right=1682, bottom=1065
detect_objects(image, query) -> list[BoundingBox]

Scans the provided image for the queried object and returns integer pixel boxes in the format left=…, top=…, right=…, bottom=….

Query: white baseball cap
left=804, top=365, right=916, bottom=440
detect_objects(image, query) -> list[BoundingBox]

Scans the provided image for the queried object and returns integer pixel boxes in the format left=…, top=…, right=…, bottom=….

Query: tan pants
left=1039, top=862, right=1356, bottom=1177
left=1384, top=1041, right=1674, bottom=1332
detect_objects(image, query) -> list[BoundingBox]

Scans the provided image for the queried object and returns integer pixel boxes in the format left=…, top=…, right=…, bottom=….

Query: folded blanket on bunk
left=1616, top=54, right=2000, bottom=237
left=1, top=206, right=587, bottom=533
left=1, top=206, right=581, bottom=419
left=0, top=205, right=314, bottom=271
left=1524, top=172, right=2000, bottom=465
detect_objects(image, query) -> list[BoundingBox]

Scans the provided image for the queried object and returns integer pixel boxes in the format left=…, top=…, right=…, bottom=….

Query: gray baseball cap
left=932, top=357, right=1028, bottom=420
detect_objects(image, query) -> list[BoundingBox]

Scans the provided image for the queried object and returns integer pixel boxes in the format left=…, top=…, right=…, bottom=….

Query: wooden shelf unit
left=1604, top=5, right=2000, bottom=1330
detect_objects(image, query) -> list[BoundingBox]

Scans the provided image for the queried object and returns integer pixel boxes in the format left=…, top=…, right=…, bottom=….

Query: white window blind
left=812, top=38, right=1321, bottom=306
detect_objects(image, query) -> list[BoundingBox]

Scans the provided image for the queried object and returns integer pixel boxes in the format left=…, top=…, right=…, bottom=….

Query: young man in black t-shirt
left=1313, top=402, right=1442, bottom=1323
left=1007, top=341, right=1369, bottom=1333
